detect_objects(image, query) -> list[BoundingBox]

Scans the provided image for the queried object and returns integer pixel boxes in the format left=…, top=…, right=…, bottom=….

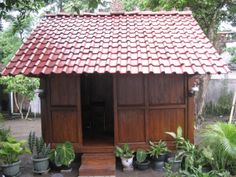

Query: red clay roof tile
left=2, top=11, right=229, bottom=76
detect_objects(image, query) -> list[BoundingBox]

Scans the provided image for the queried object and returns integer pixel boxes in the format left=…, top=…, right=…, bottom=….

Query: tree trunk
left=195, top=6, right=222, bottom=123
left=25, top=104, right=31, bottom=120
left=13, top=92, right=24, bottom=119
left=195, top=75, right=211, bottom=122
left=59, top=0, right=63, bottom=12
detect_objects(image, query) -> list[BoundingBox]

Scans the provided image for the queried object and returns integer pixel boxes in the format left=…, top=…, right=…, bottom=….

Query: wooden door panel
left=118, top=110, right=145, bottom=143
left=50, top=75, right=77, bottom=106
left=117, top=74, right=144, bottom=106
left=148, top=109, right=185, bottom=141
left=148, top=74, right=185, bottom=105
left=51, top=110, right=78, bottom=143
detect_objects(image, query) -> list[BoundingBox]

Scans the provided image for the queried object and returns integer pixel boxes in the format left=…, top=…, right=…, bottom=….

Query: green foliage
left=0, top=128, right=11, bottom=142
left=204, top=91, right=233, bottom=116
left=148, top=140, right=168, bottom=158
left=0, top=0, right=46, bottom=18
left=226, top=47, right=236, bottom=64
left=164, top=163, right=230, bottom=177
left=28, top=132, right=50, bottom=159
left=62, top=0, right=102, bottom=13
left=121, top=0, right=147, bottom=11
left=115, top=144, right=134, bottom=159
left=50, top=141, right=75, bottom=167
left=0, top=75, right=40, bottom=101
left=200, top=123, right=236, bottom=174
left=0, top=113, right=5, bottom=125
left=0, top=29, right=22, bottom=64
left=0, top=136, right=30, bottom=165
left=164, top=164, right=230, bottom=177
left=166, top=126, right=183, bottom=150
left=136, top=149, right=147, bottom=163
left=165, top=126, right=232, bottom=176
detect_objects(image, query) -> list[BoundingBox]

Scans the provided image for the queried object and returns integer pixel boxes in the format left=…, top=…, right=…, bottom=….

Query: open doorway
left=81, top=74, right=114, bottom=146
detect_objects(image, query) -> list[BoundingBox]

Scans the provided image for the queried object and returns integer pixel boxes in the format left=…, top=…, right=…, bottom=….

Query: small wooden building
left=3, top=11, right=229, bottom=176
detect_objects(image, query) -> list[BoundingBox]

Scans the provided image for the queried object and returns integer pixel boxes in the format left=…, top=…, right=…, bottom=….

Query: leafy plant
left=166, top=127, right=211, bottom=172
left=136, top=149, right=147, bottom=163
left=115, top=144, right=134, bottom=159
left=0, top=136, right=30, bottom=165
left=0, top=128, right=11, bottom=142
left=200, top=123, right=236, bottom=174
left=164, top=163, right=231, bottom=177
left=148, top=140, right=168, bottom=158
left=166, top=126, right=184, bottom=150
left=50, top=141, right=75, bottom=167
left=28, top=131, right=50, bottom=159
left=204, top=91, right=233, bottom=116
left=0, top=113, right=5, bottom=125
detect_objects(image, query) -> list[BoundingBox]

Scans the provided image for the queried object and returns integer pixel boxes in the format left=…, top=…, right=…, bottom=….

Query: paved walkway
left=19, top=154, right=164, bottom=177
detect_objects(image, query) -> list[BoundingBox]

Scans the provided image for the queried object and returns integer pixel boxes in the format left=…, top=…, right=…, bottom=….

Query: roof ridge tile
left=44, top=10, right=193, bottom=18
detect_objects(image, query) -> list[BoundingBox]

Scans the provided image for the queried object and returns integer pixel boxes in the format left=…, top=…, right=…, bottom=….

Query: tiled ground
left=18, top=154, right=163, bottom=177
left=3, top=118, right=164, bottom=177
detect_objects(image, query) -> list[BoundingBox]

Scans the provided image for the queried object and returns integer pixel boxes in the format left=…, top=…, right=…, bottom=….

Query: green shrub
left=200, top=122, right=236, bottom=174
left=204, top=91, right=233, bottom=116
left=0, top=128, right=10, bottom=142
left=0, top=113, right=5, bottom=127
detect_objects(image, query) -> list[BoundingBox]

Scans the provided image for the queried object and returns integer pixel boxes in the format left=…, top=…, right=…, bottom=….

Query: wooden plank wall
left=41, top=73, right=195, bottom=151
left=40, top=75, right=82, bottom=149
left=114, top=74, right=193, bottom=148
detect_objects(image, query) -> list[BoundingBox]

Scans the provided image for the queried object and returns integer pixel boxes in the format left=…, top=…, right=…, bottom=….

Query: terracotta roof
left=2, top=11, right=229, bottom=76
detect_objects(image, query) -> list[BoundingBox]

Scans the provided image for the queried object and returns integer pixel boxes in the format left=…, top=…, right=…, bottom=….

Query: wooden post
left=229, top=89, right=236, bottom=123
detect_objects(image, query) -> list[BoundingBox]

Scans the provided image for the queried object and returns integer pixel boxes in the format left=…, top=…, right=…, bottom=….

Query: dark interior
left=80, top=73, right=114, bottom=146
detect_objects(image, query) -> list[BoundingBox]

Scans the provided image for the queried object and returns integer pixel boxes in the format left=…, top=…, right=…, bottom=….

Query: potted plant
left=0, top=136, right=30, bottom=177
left=28, top=131, right=50, bottom=174
left=0, top=113, right=5, bottom=130
left=148, top=140, right=168, bottom=171
left=50, top=141, right=75, bottom=172
left=0, top=128, right=10, bottom=142
left=167, top=153, right=182, bottom=172
left=134, top=149, right=150, bottom=170
left=166, top=127, right=185, bottom=172
left=115, top=144, right=134, bottom=171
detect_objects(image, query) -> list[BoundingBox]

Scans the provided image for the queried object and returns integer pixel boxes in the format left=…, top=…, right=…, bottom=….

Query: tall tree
left=48, top=0, right=104, bottom=13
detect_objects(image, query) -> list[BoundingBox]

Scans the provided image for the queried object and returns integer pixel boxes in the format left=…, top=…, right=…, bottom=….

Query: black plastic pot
left=167, top=157, right=182, bottom=172
left=202, top=165, right=212, bottom=173
left=153, top=161, right=164, bottom=171
left=156, top=154, right=166, bottom=162
left=135, top=160, right=150, bottom=170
